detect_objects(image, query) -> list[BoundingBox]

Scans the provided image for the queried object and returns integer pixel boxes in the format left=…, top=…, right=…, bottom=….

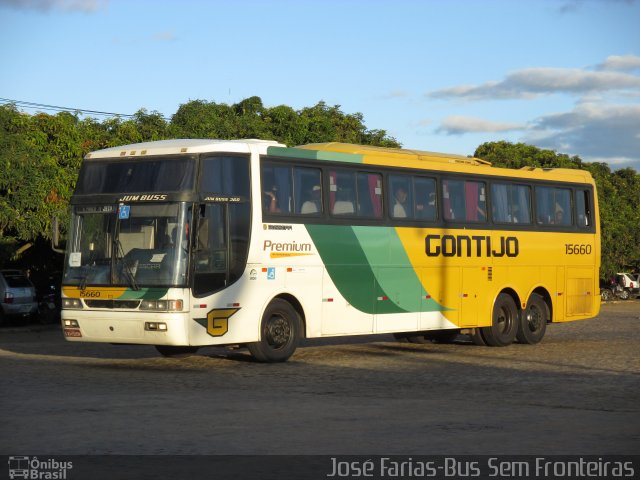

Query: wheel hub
left=265, top=315, right=291, bottom=348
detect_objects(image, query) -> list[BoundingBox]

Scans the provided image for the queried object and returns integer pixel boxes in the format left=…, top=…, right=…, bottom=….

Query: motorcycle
left=36, top=281, right=61, bottom=324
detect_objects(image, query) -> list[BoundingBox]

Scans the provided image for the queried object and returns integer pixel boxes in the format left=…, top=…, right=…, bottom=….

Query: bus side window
left=200, top=155, right=250, bottom=198
left=193, top=204, right=227, bottom=297
left=536, top=186, right=572, bottom=226
left=414, top=177, right=437, bottom=221
left=357, top=172, right=382, bottom=218
left=295, top=167, right=323, bottom=215
left=389, top=174, right=413, bottom=219
left=330, top=170, right=356, bottom=215
left=576, top=189, right=592, bottom=227
left=442, top=179, right=486, bottom=223
left=491, top=183, right=531, bottom=224
left=261, top=164, right=292, bottom=215
left=442, top=180, right=459, bottom=221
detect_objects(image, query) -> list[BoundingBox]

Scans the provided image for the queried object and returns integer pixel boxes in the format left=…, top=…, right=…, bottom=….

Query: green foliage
left=0, top=106, right=73, bottom=243
left=475, top=141, right=640, bottom=277
left=0, top=97, right=398, bottom=260
left=169, top=97, right=400, bottom=148
left=2, top=99, right=636, bottom=279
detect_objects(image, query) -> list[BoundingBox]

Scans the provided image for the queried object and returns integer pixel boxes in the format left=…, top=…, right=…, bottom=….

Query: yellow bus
left=58, top=139, right=600, bottom=361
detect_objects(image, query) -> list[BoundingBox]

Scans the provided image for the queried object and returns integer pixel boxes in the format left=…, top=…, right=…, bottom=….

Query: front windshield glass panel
left=75, top=156, right=196, bottom=194
left=63, top=203, right=191, bottom=287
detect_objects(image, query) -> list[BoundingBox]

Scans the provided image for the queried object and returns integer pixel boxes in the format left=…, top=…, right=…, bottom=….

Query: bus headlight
left=145, top=322, right=168, bottom=331
left=140, top=300, right=183, bottom=311
left=62, top=298, right=82, bottom=309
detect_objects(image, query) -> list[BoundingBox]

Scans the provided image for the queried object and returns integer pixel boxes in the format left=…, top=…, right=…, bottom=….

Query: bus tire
left=155, top=345, right=199, bottom=357
left=481, top=293, right=518, bottom=347
left=517, top=293, right=548, bottom=344
left=247, top=299, right=301, bottom=363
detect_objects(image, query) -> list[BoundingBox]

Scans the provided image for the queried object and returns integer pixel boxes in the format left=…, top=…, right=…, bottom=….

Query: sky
left=1, top=0, right=639, bottom=171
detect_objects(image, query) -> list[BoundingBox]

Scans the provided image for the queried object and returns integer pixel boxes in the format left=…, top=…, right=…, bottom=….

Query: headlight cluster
left=140, top=299, right=183, bottom=311
left=62, top=298, right=82, bottom=309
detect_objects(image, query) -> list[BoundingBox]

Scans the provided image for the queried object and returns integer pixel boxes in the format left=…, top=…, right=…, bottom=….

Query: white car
left=616, top=273, right=639, bottom=297
left=0, top=270, right=38, bottom=325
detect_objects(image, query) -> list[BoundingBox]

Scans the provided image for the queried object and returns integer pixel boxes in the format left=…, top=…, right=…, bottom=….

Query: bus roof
left=85, top=138, right=285, bottom=159
left=295, top=142, right=595, bottom=184
left=299, top=142, right=492, bottom=166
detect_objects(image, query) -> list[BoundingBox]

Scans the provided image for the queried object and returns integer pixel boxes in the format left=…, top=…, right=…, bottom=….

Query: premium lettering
left=263, top=240, right=312, bottom=252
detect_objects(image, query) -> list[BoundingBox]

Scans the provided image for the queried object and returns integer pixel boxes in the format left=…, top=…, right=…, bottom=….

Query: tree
left=0, top=106, right=74, bottom=243
left=169, top=97, right=400, bottom=148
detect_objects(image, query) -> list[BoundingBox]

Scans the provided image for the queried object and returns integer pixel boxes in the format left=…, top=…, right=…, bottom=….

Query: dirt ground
left=1, top=300, right=638, bottom=455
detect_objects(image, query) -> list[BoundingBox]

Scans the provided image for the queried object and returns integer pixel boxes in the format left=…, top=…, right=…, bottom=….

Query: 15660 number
left=79, top=290, right=101, bottom=298
left=565, top=244, right=592, bottom=255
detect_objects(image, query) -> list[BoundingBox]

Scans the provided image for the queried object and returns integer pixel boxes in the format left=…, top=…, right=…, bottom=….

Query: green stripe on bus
left=305, top=224, right=405, bottom=314
left=119, top=288, right=169, bottom=300
left=351, top=227, right=445, bottom=312
left=267, top=146, right=364, bottom=164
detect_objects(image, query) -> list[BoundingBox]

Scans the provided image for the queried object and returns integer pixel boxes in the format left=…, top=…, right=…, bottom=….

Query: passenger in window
left=549, top=203, right=567, bottom=225
left=333, top=188, right=355, bottom=215
left=301, top=185, right=321, bottom=214
left=393, top=187, right=408, bottom=218
left=264, top=187, right=281, bottom=213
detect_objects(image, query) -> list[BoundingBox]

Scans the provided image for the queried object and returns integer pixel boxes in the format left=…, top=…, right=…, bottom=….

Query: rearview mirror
left=51, top=216, right=65, bottom=254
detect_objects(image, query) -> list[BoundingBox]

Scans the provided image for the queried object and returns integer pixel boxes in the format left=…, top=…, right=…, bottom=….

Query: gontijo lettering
left=426, top=234, right=519, bottom=257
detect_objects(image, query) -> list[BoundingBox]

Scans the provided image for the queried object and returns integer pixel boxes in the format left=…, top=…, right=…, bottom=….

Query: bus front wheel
left=517, top=294, right=548, bottom=344
left=247, top=299, right=301, bottom=363
left=481, top=293, right=518, bottom=347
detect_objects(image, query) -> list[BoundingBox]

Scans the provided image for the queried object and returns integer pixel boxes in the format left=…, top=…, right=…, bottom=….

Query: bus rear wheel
left=481, top=293, right=518, bottom=347
left=247, top=299, right=301, bottom=363
left=517, top=293, right=548, bottom=344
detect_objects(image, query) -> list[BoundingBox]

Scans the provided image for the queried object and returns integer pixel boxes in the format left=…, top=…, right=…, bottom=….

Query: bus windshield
left=63, top=203, right=191, bottom=288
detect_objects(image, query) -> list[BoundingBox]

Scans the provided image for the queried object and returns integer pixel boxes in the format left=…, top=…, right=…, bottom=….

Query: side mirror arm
left=51, top=216, right=65, bottom=254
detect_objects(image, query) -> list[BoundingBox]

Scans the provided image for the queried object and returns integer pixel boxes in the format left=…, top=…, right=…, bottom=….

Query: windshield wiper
left=79, top=267, right=90, bottom=290
left=114, top=238, right=140, bottom=291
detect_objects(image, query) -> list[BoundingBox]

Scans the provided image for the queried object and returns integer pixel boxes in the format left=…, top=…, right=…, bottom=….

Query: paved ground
left=1, top=300, right=638, bottom=455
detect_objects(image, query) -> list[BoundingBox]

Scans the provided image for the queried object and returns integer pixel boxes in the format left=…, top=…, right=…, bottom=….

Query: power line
left=0, top=97, right=170, bottom=120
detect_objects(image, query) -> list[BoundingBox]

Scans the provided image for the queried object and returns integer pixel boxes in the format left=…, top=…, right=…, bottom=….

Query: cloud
left=558, top=0, right=637, bottom=15
left=525, top=102, right=640, bottom=169
left=427, top=55, right=640, bottom=169
left=429, top=65, right=640, bottom=101
left=436, top=116, right=527, bottom=135
left=0, top=0, right=106, bottom=11
left=377, top=90, right=411, bottom=100
left=596, top=54, right=640, bottom=72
